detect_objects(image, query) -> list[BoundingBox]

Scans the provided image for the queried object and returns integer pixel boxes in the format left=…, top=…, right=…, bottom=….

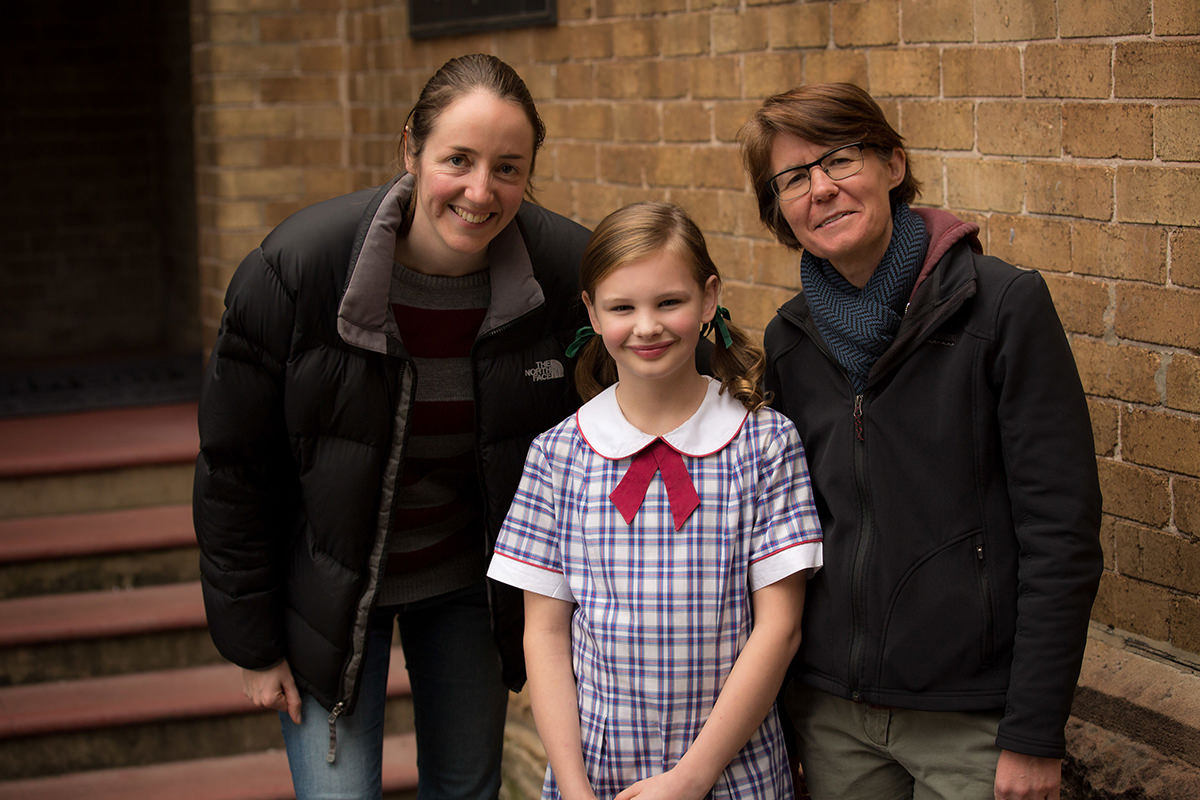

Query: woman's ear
left=402, top=128, right=417, bottom=175
left=701, top=275, right=720, bottom=323
left=885, top=147, right=906, bottom=191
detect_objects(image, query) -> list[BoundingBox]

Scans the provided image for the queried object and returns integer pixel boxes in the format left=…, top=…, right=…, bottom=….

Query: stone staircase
left=0, top=402, right=419, bottom=798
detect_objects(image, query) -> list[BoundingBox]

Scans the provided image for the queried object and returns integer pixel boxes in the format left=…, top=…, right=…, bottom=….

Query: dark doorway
left=0, top=2, right=200, bottom=415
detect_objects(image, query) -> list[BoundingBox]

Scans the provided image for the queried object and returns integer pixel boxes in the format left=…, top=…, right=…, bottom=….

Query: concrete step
left=0, top=580, right=216, bottom=685
left=0, top=402, right=198, bottom=518
left=0, top=655, right=414, bottom=780
left=0, top=733, right=418, bottom=800
left=0, top=504, right=197, bottom=598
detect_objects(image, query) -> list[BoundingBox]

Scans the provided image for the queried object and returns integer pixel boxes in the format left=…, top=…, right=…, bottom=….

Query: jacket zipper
left=974, top=537, right=996, bottom=665
left=848, top=392, right=872, bottom=701
left=326, top=701, right=345, bottom=763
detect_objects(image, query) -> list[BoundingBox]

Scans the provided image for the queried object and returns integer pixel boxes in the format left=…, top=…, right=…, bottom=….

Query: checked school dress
left=488, top=377, right=823, bottom=800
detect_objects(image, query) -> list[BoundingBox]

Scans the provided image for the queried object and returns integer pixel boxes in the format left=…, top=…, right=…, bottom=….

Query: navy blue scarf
left=801, top=203, right=928, bottom=393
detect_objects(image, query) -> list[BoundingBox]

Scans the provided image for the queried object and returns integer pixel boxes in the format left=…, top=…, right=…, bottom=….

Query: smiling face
left=403, top=89, right=535, bottom=276
left=583, top=245, right=718, bottom=393
left=769, top=132, right=906, bottom=287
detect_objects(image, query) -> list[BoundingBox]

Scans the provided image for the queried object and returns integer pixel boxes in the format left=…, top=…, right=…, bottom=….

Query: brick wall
left=191, top=0, right=1200, bottom=656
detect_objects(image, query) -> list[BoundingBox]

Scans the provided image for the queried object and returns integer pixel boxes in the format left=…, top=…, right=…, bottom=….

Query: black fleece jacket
left=765, top=209, right=1102, bottom=758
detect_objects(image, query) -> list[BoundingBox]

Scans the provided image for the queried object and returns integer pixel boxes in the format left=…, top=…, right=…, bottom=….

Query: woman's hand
left=241, top=660, right=302, bottom=724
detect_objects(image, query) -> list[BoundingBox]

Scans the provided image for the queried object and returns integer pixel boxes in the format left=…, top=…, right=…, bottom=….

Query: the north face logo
left=525, top=359, right=565, bottom=382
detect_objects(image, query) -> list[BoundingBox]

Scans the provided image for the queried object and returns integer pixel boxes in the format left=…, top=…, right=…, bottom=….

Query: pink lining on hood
left=911, top=208, right=982, bottom=298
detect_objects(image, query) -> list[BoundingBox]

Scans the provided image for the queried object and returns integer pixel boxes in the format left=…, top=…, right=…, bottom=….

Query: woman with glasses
left=739, top=83, right=1102, bottom=800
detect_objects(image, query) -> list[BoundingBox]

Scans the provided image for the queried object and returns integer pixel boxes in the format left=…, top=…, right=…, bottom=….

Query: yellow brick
left=208, top=107, right=297, bottom=138
left=614, top=103, right=661, bottom=143
left=556, top=63, right=595, bottom=100
left=207, top=13, right=259, bottom=43
left=550, top=143, right=599, bottom=181
left=705, top=234, right=754, bottom=283
left=649, top=145, right=697, bottom=188
left=1156, top=105, right=1200, bottom=162
left=767, top=4, right=829, bottom=49
left=1041, top=274, right=1109, bottom=336
left=899, top=100, right=974, bottom=150
left=712, top=8, right=768, bottom=54
left=296, top=106, right=345, bottom=136
left=544, top=103, right=613, bottom=141
left=987, top=213, right=1074, bottom=274
left=977, top=101, right=1061, bottom=157
left=691, top=56, right=741, bottom=100
left=259, top=13, right=340, bottom=43
left=1117, top=166, right=1200, bottom=226
left=1123, top=407, right=1200, bottom=478
left=977, top=0, right=1057, bottom=41
left=803, top=50, right=869, bottom=87
left=944, top=158, right=1025, bottom=214
left=695, top=145, right=744, bottom=190
left=1116, top=41, right=1200, bottom=99
left=716, top=100, right=762, bottom=142
left=1116, top=283, right=1200, bottom=350
left=215, top=167, right=305, bottom=199
left=942, top=47, right=1022, bottom=97
left=1025, top=44, right=1112, bottom=99
left=907, top=153, right=944, bottom=206
left=1071, top=221, right=1166, bottom=282
left=1171, top=230, right=1200, bottom=290
left=1026, top=162, right=1114, bottom=221
left=659, top=14, right=709, bottom=57
left=261, top=76, right=341, bottom=104
left=601, top=145, right=650, bottom=185
left=1059, top=0, right=1150, bottom=36
left=299, top=44, right=346, bottom=72
left=571, top=181, right=622, bottom=226
left=208, top=43, right=297, bottom=73
left=612, top=20, right=656, bottom=58
left=743, top=53, right=804, bottom=104
left=1071, top=337, right=1161, bottom=404
left=832, top=0, right=899, bottom=47
left=1063, top=103, right=1154, bottom=159
left=900, top=0, right=972, bottom=41
left=1166, top=352, right=1200, bottom=414
left=646, top=60, right=690, bottom=99
left=753, top=239, right=802, bottom=290
left=1155, top=0, right=1200, bottom=34
left=867, top=49, right=939, bottom=97
left=663, top=102, right=713, bottom=143
left=1088, top=398, right=1119, bottom=457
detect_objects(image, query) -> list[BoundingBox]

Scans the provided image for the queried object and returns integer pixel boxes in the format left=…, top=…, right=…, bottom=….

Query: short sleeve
left=487, top=437, right=574, bottom=601
left=747, top=415, right=824, bottom=591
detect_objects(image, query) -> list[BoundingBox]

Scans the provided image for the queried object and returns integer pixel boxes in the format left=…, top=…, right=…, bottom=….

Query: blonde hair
left=575, top=201, right=767, bottom=412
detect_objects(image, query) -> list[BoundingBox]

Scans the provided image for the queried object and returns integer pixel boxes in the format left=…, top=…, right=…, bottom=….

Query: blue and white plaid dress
left=488, top=378, right=823, bottom=800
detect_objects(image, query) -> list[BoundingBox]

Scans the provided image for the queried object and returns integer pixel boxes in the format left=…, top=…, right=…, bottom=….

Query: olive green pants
left=785, top=683, right=1003, bottom=800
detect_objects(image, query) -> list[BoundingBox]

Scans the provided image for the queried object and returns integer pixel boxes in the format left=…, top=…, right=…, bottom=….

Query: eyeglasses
left=768, top=142, right=866, bottom=201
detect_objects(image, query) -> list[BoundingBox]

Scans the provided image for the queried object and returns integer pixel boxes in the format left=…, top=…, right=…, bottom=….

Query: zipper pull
left=976, top=542, right=985, bottom=561
left=853, top=394, right=865, bottom=442
left=326, top=701, right=345, bottom=763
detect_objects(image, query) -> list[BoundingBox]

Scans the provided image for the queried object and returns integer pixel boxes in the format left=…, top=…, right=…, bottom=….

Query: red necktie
left=609, top=439, right=700, bottom=531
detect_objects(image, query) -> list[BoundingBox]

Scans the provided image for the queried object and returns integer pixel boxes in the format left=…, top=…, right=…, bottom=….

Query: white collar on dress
left=576, top=376, right=749, bottom=460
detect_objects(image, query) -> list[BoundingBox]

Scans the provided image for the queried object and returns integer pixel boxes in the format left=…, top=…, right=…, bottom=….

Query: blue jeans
left=281, top=584, right=509, bottom=800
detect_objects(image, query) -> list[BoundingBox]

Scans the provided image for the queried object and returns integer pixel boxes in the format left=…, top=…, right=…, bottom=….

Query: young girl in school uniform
left=487, top=201, right=823, bottom=800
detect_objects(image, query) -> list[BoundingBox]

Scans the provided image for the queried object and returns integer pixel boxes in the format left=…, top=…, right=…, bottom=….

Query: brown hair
left=739, top=82, right=921, bottom=250
left=575, top=201, right=768, bottom=412
left=400, top=53, right=545, bottom=200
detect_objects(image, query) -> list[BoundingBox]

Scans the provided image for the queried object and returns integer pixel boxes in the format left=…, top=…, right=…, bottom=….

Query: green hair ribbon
left=702, top=306, right=733, bottom=348
left=565, top=325, right=597, bottom=358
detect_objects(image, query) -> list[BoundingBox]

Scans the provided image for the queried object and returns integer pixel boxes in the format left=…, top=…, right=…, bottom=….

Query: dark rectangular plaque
left=409, top=0, right=556, bottom=40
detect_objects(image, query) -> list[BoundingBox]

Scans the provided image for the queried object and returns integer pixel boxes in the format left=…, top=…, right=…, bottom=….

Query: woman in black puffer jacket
left=194, top=54, right=590, bottom=800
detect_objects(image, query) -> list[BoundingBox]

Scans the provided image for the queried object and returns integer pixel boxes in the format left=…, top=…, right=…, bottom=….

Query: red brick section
left=0, top=733, right=417, bottom=800
left=0, top=504, right=194, bottom=562
left=0, top=581, right=205, bottom=647
left=0, top=402, right=198, bottom=478
left=0, top=650, right=410, bottom=740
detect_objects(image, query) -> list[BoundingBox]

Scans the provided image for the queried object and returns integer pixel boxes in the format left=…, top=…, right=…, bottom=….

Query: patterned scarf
left=801, top=202, right=928, bottom=394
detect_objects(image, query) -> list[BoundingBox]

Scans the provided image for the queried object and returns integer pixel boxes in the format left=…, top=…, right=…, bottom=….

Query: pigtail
left=574, top=335, right=618, bottom=403
left=709, top=320, right=769, bottom=413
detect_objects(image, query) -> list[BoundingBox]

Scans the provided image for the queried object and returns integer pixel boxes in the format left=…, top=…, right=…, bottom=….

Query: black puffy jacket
left=765, top=209, right=1102, bottom=759
left=194, top=174, right=590, bottom=714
